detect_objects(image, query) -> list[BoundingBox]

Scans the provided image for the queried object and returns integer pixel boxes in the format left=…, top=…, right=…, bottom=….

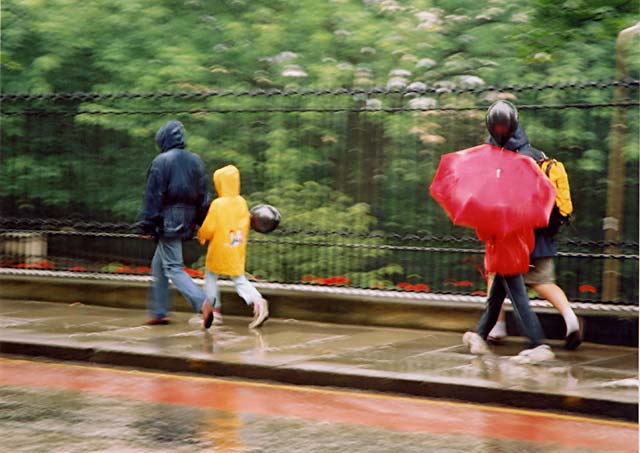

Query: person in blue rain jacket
left=135, top=120, right=214, bottom=327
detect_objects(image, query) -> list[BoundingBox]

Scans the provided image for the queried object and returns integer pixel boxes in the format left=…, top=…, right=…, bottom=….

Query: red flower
left=135, top=266, right=151, bottom=274
left=412, top=283, right=430, bottom=292
left=16, top=260, right=55, bottom=270
left=397, top=282, right=430, bottom=292
left=114, top=266, right=132, bottom=274
left=183, top=267, right=204, bottom=278
left=68, top=266, right=89, bottom=272
left=452, top=280, right=474, bottom=287
left=579, top=284, right=597, bottom=293
left=332, top=276, right=350, bottom=285
left=308, top=275, right=350, bottom=285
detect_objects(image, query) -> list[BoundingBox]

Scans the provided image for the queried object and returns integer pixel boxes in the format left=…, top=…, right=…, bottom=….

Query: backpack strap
left=538, top=158, right=556, bottom=177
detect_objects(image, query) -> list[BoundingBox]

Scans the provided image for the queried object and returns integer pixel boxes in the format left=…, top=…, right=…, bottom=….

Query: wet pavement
left=0, top=299, right=638, bottom=422
left=1, top=357, right=637, bottom=452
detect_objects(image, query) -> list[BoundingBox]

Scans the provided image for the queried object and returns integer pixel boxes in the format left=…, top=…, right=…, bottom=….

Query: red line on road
left=0, top=358, right=636, bottom=452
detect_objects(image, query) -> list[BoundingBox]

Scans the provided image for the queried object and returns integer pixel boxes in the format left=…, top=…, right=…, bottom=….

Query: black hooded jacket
left=135, top=120, right=210, bottom=240
left=488, top=124, right=546, bottom=161
left=488, top=125, right=556, bottom=259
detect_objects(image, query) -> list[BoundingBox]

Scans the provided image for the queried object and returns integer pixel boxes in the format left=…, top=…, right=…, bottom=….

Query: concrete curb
left=1, top=339, right=636, bottom=422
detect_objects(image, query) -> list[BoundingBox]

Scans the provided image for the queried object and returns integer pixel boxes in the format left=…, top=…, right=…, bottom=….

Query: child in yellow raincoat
left=198, top=164, right=269, bottom=329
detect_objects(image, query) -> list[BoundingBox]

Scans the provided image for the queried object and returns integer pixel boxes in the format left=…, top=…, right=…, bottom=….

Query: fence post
left=602, top=22, right=640, bottom=301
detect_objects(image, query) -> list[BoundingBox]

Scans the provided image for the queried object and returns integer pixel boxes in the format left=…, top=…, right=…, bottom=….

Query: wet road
left=1, top=357, right=636, bottom=452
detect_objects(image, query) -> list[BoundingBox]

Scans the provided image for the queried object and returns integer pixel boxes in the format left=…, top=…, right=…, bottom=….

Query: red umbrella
left=430, top=144, right=556, bottom=238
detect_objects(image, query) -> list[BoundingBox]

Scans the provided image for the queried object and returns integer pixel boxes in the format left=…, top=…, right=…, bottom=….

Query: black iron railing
left=1, top=80, right=638, bottom=304
left=0, top=226, right=637, bottom=304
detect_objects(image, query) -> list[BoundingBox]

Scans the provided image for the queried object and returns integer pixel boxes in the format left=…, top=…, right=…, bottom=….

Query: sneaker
left=510, top=344, right=555, bottom=364
left=564, top=329, right=582, bottom=350
left=249, top=298, right=269, bottom=329
left=202, top=299, right=214, bottom=329
left=212, top=308, right=224, bottom=326
left=462, top=331, right=491, bottom=355
left=146, top=316, right=170, bottom=325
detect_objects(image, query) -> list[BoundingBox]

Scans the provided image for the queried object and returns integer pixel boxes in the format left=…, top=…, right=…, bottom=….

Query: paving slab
left=0, top=299, right=637, bottom=422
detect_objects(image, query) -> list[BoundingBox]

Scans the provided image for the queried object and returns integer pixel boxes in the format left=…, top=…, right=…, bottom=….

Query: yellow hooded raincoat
left=198, top=165, right=250, bottom=276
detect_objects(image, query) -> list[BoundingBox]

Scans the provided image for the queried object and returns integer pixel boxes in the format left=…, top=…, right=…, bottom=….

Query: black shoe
left=564, top=330, right=582, bottom=350
left=146, top=317, right=170, bottom=325
left=202, top=300, right=214, bottom=329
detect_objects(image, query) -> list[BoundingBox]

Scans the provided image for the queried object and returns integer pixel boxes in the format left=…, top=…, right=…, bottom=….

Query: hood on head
left=213, top=165, right=240, bottom=197
left=488, top=124, right=546, bottom=161
left=155, top=120, right=186, bottom=152
left=489, top=124, right=529, bottom=151
left=486, top=100, right=519, bottom=147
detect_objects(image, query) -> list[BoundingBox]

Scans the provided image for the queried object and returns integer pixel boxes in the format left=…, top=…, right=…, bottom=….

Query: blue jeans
left=477, top=274, right=544, bottom=347
left=205, top=271, right=262, bottom=309
left=149, top=239, right=206, bottom=318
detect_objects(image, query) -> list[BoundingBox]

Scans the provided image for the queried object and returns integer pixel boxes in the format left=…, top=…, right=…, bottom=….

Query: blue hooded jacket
left=135, top=120, right=210, bottom=240
left=488, top=125, right=556, bottom=258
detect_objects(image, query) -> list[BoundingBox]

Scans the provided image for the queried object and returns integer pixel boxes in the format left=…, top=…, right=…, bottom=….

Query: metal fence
left=1, top=80, right=638, bottom=304
left=0, top=226, right=637, bottom=304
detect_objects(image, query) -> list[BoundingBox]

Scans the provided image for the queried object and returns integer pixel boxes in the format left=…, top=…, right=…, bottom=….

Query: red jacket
left=477, top=228, right=534, bottom=276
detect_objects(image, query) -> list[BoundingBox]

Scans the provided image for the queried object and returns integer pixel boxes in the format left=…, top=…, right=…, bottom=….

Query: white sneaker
left=510, top=344, right=555, bottom=364
left=212, top=309, right=223, bottom=326
left=249, top=298, right=269, bottom=329
left=463, top=331, right=491, bottom=355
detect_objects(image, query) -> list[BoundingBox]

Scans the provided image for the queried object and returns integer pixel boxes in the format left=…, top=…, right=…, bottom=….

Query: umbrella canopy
left=430, top=144, right=556, bottom=239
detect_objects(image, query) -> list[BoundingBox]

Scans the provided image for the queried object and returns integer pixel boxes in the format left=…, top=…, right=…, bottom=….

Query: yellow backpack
left=539, top=158, right=573, bottom=234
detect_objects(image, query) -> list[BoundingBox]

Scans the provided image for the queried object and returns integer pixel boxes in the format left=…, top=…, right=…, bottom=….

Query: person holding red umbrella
left=485, top=116, right=581, bottom=350
left=430, top=101, right=555, bottom=364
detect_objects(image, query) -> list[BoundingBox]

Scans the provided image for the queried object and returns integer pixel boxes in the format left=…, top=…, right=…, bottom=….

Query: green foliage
left=1, top=0, right=638, bottom=291
left=348, top=263, right=405, bottom=290
left=241, top=181, right=392, bottom=283
left=248, top=181, right=374, bottom=231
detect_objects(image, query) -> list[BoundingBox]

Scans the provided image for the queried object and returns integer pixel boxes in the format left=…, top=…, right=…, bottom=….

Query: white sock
left=489, top=320, right=507, bottom=337
left=560, top=307, right=580, bottom=336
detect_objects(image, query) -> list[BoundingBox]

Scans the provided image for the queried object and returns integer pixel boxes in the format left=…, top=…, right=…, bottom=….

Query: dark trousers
left=477, top=274, right=544, bottom=347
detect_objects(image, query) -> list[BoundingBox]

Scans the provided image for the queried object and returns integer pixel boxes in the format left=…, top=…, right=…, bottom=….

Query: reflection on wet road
left=1, top=357, right=636, bottom=452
